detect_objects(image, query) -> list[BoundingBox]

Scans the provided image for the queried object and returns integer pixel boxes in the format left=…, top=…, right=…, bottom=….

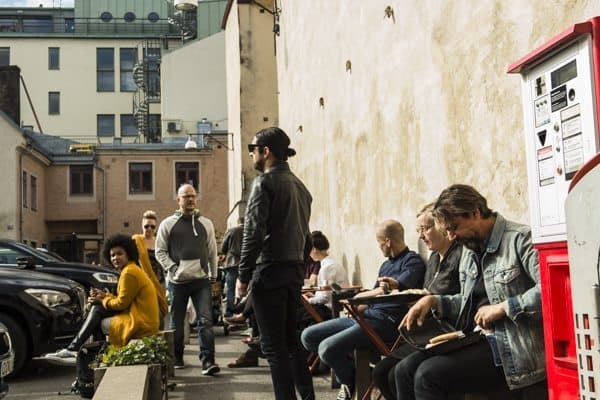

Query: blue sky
left=1, top=0, right=75, bottom=7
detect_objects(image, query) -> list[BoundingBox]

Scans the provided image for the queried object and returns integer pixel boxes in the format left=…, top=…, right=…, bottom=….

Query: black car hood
left=44, top=261, right=118, bottom=275
left=0, top=268, right=79, bottom=290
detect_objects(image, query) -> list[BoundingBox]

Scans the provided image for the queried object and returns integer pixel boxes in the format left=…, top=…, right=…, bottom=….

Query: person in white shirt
left=301, top=231, right=349, bottom=324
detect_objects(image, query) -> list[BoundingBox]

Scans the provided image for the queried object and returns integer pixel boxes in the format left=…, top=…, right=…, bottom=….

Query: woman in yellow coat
left=132, top=210, right=169, bottom=323
left=45, top=234, right=160, bottom=361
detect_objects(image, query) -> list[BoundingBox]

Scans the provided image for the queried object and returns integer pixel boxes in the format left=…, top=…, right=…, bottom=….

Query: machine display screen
left=551, top=60, right=577, bottom=89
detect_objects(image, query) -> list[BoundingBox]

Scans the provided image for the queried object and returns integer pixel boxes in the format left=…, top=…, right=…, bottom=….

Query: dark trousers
left=394, top=339, right=508, bottom=400
left=68, top=304, right=116, bottom=351
left=372, top=343, right=416, bottom=399
left=253, top=280, right=315, bottom=400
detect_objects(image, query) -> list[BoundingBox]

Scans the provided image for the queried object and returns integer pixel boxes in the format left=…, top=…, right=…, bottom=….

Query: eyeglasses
left=247, top=144, right=264, bottom=153
left=144, top=225, right=156, bottom=229
left=416, top=225, right=434, bottom=235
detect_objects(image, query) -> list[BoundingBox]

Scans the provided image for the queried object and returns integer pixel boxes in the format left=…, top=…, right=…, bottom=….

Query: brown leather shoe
left=227, top=350, right=259, bottom=368
left=224, top=313, right=247, bottom=325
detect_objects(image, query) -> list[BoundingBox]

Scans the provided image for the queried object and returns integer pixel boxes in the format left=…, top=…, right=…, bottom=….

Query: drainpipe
left=93, top=158, right=106, bottom=244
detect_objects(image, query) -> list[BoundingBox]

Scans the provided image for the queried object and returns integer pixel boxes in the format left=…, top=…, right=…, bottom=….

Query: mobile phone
left=330, top=282, right=342, bottom=292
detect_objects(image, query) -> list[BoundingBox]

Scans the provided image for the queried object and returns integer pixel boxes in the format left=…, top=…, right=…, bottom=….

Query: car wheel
left=0, top=314, right=27, bottom=376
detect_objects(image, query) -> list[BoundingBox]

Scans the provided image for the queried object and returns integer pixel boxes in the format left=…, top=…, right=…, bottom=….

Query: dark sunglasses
left=247, top=144, right=264, bottom=152
left=144, top=225, right=156, bottom=229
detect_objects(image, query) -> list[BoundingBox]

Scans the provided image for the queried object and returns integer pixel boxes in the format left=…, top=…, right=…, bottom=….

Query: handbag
left=399, top=315, right=482, bottom=355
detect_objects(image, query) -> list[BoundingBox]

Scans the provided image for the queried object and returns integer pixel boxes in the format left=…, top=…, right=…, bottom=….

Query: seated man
left=301, top=220, right=425, bottom=400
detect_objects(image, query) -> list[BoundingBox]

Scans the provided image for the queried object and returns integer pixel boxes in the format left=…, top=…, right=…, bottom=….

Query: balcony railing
left=0, top=17, right=180, bottom=36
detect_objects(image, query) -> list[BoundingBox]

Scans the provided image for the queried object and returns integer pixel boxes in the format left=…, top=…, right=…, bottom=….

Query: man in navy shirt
left=301, top=220, right=425, bottom=400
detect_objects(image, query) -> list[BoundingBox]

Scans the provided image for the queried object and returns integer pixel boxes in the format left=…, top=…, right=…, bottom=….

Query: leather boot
left=67, top=305, right=104, bottom=351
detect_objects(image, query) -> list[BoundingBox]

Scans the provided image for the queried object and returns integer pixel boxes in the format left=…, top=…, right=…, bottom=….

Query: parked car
left=0, top=327, right=12, bottom=398
left=0, top=268, right=85, bottom=375
left=0, top=239, right=118, bottom=292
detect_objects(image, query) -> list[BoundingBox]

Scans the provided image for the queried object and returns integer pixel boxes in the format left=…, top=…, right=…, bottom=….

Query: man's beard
left=455, top=237, right=482, bottom=253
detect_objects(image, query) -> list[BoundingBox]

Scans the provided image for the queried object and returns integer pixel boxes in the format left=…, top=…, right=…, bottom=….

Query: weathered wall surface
left=0, top=115, right=20, bottom=241
left=275, top=0, right=600, bottom=285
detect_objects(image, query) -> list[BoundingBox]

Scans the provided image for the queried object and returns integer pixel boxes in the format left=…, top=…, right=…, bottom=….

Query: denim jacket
left=437, top=213, right=545, bottom=390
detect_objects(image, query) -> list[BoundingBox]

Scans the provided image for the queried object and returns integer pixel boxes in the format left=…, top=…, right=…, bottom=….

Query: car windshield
left=36, top=248, right=66, bottom=262
left=29, top=247, right=60, bottom=262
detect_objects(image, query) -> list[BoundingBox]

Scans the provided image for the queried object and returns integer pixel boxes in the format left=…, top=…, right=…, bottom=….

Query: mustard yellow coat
left=132, top=234, right=169, bottom=317
left=101, top=262, right=159, bottom=347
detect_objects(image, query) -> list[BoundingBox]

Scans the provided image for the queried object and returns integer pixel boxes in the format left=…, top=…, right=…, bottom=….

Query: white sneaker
left=336, top=384, right=354, bottom=400
left=43, top=348, right=77, bottom=366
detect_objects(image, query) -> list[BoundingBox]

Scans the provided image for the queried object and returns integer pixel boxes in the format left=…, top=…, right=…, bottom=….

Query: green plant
left=101, top=335, right=169, bottom=367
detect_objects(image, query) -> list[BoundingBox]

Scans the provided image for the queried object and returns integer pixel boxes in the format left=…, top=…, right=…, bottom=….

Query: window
left=48, top=47, right=59, bottom=69
left=49, top=92, right=60, bottom=115
left=0, top=47, right=9, bottom=66
left=31, top=175, right=37, bottom=211
left=97, top=114, right=115, bottom=137
left=97, top=48, right=114, bottom=91
left=120, top=114, right=137, bottom=136
left=148, top=114, right=161, bottom=143
left=148, top=12, right=159, bottom=23
left=124, top=12, right=136, bottom=22
left=70, top=165, right=93, bottom=196
left=64, top=18, right=75, bottom=32
left=22, top=171, right=27, bottom=208
left=0, top=247, right=21, bottom=265
left=23, top=17, right=52, bottom=33
left=100, top=12, right=113, bottom=22
left=120, top=48, right=137, bottom=92
left=144, top=48, right=161, bottom=101
left=129, top=162, right=153, bottom=194
left=175, top=162, right=199, bottom=191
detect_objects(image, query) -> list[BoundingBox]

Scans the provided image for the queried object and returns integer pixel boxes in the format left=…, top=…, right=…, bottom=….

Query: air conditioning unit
left=166, top=120, right=182, bottom=133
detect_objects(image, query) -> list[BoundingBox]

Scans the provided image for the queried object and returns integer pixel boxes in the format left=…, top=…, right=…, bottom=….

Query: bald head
left=177, top=184, right=197, bottom=215
left=376, top=219, right=407, bottom=257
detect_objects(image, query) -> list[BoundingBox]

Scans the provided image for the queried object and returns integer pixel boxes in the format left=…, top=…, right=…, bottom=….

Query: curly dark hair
left=102, top=234, right=139, bottom=266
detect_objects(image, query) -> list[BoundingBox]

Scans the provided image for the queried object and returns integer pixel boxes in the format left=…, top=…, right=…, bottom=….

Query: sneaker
left=174, top=357, right=185, bottom=369
left=336, top=384, right=354, bottom=400
left=43, top=348, right=77, bottom=366
left=202, top=361, right=220, bottom=376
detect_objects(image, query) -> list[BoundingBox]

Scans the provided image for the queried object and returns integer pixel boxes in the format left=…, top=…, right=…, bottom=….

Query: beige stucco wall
left=272, top=1, right=600, bottom=285
left=161, top=31, right=228, bottom=137
left=224, top=0, right=279, bottom=227
left=0, top=115, right=20, bottom=240
left=0, top=37, right=144, bottom=139
left=21, top=151, right=50, bottom=246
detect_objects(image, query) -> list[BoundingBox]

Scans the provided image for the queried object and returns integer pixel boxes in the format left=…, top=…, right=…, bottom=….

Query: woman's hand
left=400, top=295, right=439, bottom=331
left=88, top=288, right=107, bottom=304
left=474, top=303, right=506, bottom=329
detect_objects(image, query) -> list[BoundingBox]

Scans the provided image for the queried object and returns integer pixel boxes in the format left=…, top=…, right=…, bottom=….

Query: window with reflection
left=97, top=48, right=114, bottom=91
left=129, top=162, right=153, bottom=194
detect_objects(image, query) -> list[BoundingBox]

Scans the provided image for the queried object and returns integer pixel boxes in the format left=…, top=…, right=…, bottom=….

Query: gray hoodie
left=155, top=210, right=218, bottom=284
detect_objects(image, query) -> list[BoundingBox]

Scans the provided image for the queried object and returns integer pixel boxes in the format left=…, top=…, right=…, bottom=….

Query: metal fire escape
left=132, top=39, right=162, bottom=143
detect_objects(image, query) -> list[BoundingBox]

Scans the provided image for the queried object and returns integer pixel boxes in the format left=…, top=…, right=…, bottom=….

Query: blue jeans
left=224, top=267, right=238, bottom=317
left=301, top=316, right=397, bottom=385
left=168, top=279, right=214, bottom=363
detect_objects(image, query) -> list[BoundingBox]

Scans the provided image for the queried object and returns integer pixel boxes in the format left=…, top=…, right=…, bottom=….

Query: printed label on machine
left=561, top=104, right=581, bottom=138
left=551, top=85, right=568, bottom=112
left=563, top=134, right=584, bottom=180
left=535, top=95, right=551, bottom=127
left=537, top=146, right=555, bottom=186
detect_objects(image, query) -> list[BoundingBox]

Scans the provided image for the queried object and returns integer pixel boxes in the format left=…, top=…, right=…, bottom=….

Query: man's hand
left=400, top=295, right=439, bottom=331
left=378, top=276, right=400, bottom=290
left=474, top=303, right=506, bottom=329
left=236, top=279, right=248, bottom=297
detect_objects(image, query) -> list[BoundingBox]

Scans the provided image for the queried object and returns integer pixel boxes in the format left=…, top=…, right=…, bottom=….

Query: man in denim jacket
left=397, top=184, right=545, bottom=400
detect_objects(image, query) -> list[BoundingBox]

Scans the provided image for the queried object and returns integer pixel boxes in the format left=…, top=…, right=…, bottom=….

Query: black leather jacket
left=239, top=162, right=312, bottom=283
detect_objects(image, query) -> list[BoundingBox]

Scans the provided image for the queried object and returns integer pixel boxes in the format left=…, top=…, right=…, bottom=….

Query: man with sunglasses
left=237, top=127, right=315, bottom=400
left=156, top=184, right=219, bottom=375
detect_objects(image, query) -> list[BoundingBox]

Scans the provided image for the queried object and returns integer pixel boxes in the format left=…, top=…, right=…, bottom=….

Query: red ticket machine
left=508, top=17, right=600, bottom=400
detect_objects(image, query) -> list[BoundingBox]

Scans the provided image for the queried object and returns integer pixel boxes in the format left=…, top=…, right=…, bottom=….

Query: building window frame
left=119, top=48, right=137, bottom=92
left=96, top=48, right=115, bottom=92
left=48, top=92, right=60, bottom=115
left=127, top=161, right=154, bottom=200
left=69, top=165, right=94, bottom=197
left=30, top=175, right=37, bottom=211
left=48, top=47, right=59, bottom=70
left=0, top=47, right=9, bottom=66
left=97, top=114, right=115, bottom=137
left=174, top=161, right=200, bottom=197
left=22, top=170, right=27, bottom=208
left=120, top=114, right=137, bottom=137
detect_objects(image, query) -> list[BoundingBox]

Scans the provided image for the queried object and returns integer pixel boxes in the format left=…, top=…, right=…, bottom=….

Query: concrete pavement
left=168, top=327, right=338, bottom=400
